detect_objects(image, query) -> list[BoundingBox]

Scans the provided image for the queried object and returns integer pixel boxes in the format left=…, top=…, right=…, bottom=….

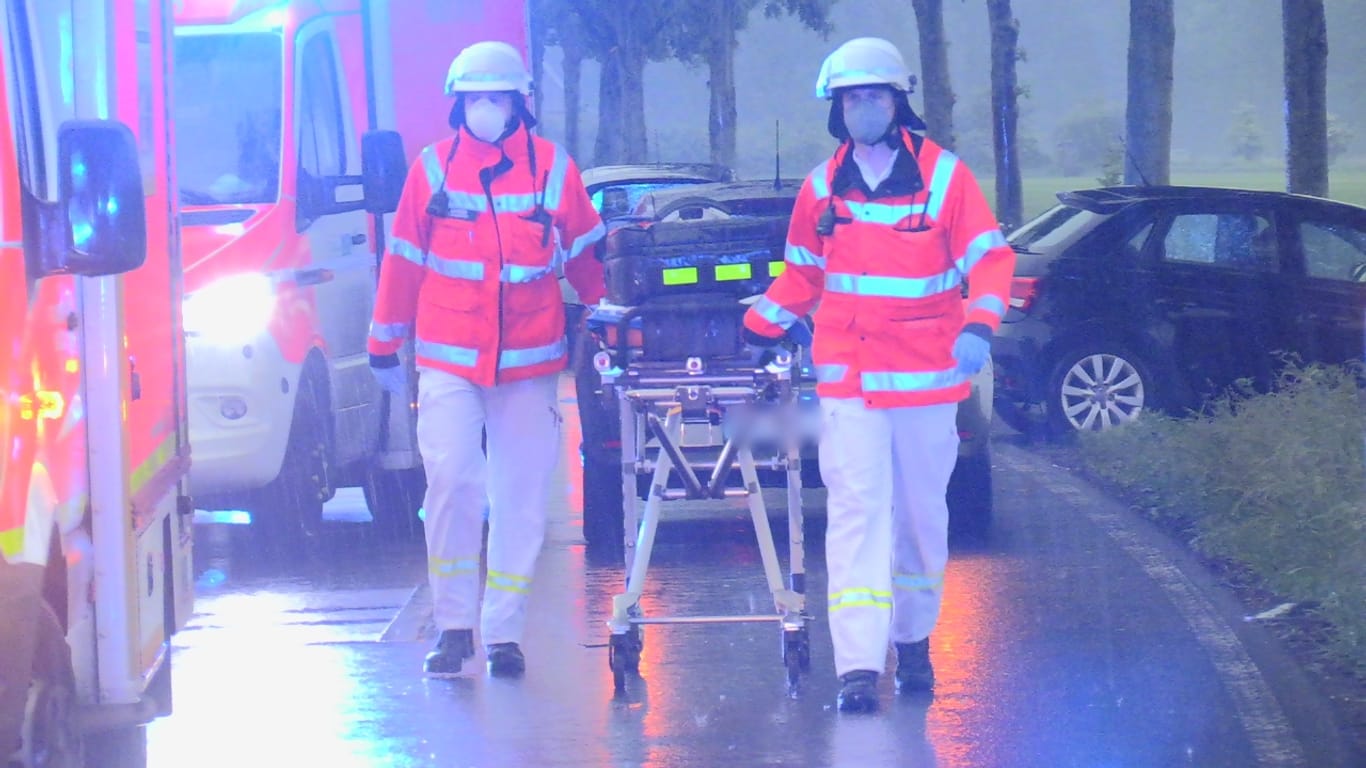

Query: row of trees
left=912, top=0, right=1330, bottom=228
left=527, top=0, right=836, bottom=170
left=530, top=0, right=1334, bottom=225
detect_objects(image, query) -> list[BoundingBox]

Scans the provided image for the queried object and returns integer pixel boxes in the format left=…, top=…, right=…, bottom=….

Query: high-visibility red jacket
left=744, top=129, right=1015, bottom=408
left=368, top=123, right=605, bottom=386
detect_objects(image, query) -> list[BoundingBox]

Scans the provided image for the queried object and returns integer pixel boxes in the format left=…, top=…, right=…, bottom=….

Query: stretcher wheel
left=782, top=626, right=810, bottom=694
left=608, top=630, right=642, bottom=693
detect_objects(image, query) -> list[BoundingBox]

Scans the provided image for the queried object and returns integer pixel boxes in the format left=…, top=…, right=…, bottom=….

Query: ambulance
left=171, top=0, right=529, bottom=535
left=1, top=1, right=193, bottom=764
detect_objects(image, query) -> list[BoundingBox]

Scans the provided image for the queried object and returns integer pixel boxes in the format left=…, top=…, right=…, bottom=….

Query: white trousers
left=819, top=397, right=959, bottom=677
left=416, top=368, right=561, bottom=646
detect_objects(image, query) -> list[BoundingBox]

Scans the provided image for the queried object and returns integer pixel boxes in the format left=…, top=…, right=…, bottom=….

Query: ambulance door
left=112, top=0, right=194, bottom=681
left=293, top=13, right=379, bottom=465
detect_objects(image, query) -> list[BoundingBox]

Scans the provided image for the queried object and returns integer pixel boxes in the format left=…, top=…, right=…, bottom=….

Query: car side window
left=1161, top=213, right=1276, bottom=272
left=1298, top=220, right=1366, bottom=283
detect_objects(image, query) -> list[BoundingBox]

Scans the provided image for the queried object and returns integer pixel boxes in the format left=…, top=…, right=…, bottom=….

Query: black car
left=992, top=185, right=1366, bottom=436
left=574, top=180, right=997, bottom=549
left=580, top=162, right=736, bottom=222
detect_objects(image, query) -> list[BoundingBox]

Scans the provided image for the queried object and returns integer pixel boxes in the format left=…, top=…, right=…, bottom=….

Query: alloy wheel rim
left=1058, top=352, right=1145, bottom=431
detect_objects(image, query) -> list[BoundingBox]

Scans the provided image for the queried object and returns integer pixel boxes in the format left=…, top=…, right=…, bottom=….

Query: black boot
left=895, top=639, right=935, bottom=693
left=486, top=642, right=526, bottom=678
left=836, top=670, right=879, bottom=713
left=423, top=629, right=474, bottom=678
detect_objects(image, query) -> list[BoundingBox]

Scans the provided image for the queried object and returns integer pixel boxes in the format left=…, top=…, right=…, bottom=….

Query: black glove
left=785, top=320, right=813, bottom=347
left=742, top=327, right=782, bottom=348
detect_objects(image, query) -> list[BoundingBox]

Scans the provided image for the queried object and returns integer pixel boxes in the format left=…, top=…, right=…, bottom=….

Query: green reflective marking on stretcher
left=769, top=261, right=786, bottom=277
left=714, top=263, right=752, bottom=281
left=662, top=267, right=699, bottom=285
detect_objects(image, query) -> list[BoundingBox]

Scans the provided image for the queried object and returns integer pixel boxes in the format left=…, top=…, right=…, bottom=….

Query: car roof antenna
left=1120, top=135, right=1152, bottom=187
left=773, top=120, right=782, bottom=190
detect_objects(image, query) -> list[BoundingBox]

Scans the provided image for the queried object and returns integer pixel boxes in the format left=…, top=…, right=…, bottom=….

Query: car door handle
left=294, top=268, right=334, bottom=287
left=350, top=233, right=367, bottom=245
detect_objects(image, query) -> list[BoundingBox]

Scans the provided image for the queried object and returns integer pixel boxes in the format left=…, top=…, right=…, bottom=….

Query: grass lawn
left=991, top=170, right=1366, bottom=223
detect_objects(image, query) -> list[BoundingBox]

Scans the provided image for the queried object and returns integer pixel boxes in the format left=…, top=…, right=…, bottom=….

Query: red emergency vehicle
left=2, top=1, right=193, bottom=764
left=171, top=0, right=530, bottom=534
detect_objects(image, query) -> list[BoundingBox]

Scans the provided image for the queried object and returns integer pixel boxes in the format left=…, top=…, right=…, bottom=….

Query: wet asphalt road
left=143, top=382, right=1362, bottom=768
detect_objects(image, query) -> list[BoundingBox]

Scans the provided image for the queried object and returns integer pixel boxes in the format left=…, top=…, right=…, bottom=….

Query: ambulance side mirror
left=361, top=130, right=406, bottom=215
left=44, top=119, right=147, bottom=277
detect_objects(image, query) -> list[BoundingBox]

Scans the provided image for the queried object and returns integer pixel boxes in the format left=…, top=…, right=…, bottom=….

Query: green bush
left=1078, top=363, right=1366, bottom=672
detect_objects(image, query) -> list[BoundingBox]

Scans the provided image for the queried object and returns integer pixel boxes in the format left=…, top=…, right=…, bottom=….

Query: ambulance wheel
left=364, top=466, right=426, bottom=541
left=15, top=602, right=84, bottom=767
left=582, top=453, right=624, bottom=553
left=260, top=372, right=331, bottom=539
left=82, top=725, right=147, bottom=768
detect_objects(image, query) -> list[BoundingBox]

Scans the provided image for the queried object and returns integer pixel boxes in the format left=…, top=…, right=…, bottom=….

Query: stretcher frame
left=589, top=304, right=814, bottom=695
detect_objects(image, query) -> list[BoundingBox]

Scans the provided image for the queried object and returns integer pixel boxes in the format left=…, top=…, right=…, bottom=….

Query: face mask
left=466, top=99, right=510, bottom=143
left=844, top=101, right=894, bottom=145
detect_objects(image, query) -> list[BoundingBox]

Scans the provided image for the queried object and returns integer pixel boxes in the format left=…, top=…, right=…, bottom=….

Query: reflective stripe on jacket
left=744, top=130, right=1015, bottom=408
left=368, top=123, right=605, bottom=386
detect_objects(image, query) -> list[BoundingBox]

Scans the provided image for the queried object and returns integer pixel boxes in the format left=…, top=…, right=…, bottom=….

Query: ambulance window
left=4, top=0, right=48, bottom=201
left=298, top=33, right=345, bottom=179
left=24, top=2, right=72, bottom=202
left=135, top=0, right=155, bottom=189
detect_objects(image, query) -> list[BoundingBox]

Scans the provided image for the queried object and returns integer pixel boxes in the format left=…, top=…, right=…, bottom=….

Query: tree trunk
left=594, top=54, right=624, bottom=165
left=707, top=1, right=739, bottom=170
left=1283, top=0, right=1329, bottom=196
left=910, top=0, right=954, bottom=149
left=986, top=0, right=1022, bottom=230
left=563, top=50, right=583, bottom=162
left=594, top=26, right=649, bottom=166
left=560, top=17, right=585, bottom=162
left=618, top=44, right=649, bottom=162
left=1124, top=0, right=1174, bottom=186
left=529, top=5, right=546, bottom=122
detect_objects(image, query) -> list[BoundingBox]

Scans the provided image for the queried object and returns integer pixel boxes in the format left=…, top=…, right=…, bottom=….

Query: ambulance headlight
left=183, top=274, right=276, bottom=344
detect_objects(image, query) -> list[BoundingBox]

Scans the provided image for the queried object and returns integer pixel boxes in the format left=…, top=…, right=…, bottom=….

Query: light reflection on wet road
left=143, top=380, right=1358, bottom=767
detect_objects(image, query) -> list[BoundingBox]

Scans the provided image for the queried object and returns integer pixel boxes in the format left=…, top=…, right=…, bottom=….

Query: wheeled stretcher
left=585, top=297, right=813, bottom=695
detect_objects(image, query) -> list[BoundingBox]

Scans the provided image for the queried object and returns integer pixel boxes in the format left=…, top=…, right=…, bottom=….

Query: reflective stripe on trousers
left=416, top=368, right=561, bottom=644
left=818, top=397, right=959, bottom=676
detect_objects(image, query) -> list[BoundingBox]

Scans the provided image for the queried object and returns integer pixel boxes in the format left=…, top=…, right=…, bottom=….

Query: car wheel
left=1045, top=343, right=1155, bottom=435
left=363, top=466, right=426, bottom=541
left=947, top=447, right=992, bottom=536
left=574, top=330, right=626, bottom=552
left=582, top=452, right=625, bottom=551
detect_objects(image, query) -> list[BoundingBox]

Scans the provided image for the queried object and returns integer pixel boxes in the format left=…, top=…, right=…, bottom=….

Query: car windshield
left=1009, top=204, right=1096, bottom=251
left=174, top=33, right=283, bottom=206
left=592, top=181, right=713, bottom=219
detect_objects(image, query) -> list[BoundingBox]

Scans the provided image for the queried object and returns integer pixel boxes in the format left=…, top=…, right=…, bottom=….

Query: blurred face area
left=464, top=91, right=515, bottom=142
left=841, top=86, right=895, bottom=146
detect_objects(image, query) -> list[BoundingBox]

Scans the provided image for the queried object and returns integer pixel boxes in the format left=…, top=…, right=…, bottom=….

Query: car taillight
left=1009, top=277, right=1039, bottom=314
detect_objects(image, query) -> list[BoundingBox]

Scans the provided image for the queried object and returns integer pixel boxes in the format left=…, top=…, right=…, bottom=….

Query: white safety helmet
left=815, top=37, right=915, bottom=99
left=444, top=41, right=532, bottom=96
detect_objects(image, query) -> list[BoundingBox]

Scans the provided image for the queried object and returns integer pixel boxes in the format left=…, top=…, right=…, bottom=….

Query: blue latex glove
left=371, top=361, right=408, bottom=395
left=952, top=332, right=991, bottom=376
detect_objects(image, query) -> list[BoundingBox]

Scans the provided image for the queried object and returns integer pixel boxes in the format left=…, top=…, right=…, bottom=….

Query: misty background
left=531, top=0, right=1366, bottom=187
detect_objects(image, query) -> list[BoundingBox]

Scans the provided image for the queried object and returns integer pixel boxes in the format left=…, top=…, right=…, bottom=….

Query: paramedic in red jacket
left=368, top=41, right=605, bottom=678
left=742, top=37, right=1015, bottom=712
